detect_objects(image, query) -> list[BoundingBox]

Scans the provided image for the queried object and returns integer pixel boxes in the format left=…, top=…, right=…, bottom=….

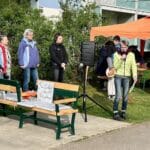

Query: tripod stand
left=78, top=65, right=111, bottom=122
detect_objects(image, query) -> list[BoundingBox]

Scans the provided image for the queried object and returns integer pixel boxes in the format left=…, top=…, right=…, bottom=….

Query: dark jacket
left=128, top=45, right=144, bottom=64
left=49, top=43, right=68, bottom=67
left=96, top=44, right=116, bottom=75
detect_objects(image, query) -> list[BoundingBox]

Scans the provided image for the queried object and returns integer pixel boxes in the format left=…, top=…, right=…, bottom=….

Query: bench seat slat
left=32, top=107, right=78, bottom=116
left=32, top=107, right=57, bottom=116
left=18, top=101, right=72, bottom=111
left=0, top=99, right=17, bottom=107
left=57, top=109, right=78, bottom=116
left=54, top=98, right=76, bottom=104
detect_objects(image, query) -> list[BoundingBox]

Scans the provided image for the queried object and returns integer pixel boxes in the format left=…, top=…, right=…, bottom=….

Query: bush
left=0, top=1, right=54, bottom=81
left=0, top=0, right=105, bottom=83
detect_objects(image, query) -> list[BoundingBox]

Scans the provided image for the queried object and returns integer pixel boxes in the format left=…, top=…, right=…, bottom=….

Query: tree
left=0, top=1, right=54, bottom=81
left=56, top=0, right=102, bottom=81
left=0, top=0, right=105, bottom=83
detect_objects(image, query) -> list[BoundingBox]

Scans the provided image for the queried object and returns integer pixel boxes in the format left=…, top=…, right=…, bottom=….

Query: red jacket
left=0, top=44, right=7, bottom=73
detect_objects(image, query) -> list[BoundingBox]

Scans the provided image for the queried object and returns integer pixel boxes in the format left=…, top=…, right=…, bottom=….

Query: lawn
left=1, top=80, right=150, bottom=124
left=78, top=83, right=150, bottom=123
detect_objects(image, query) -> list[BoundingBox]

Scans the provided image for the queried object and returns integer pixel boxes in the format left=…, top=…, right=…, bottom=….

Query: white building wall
left=31, top=0, right=39, bottom=9
left=40, top=7, right=62, bottom=22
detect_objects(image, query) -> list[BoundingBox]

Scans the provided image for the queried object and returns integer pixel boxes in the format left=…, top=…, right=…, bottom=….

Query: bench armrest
left=53, top=98, right=76, bottom=104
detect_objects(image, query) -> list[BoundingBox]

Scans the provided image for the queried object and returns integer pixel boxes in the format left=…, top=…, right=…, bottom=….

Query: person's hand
left=61, top=63, right=66, bottom=70
left=20, top=65, right=25, bottom=69
left=108, top=67, right=115, bottom=76
left=133, top=76, right=137, bottom=83
left=0, top=65, right=3, bottom=73
left=137, top=63, right=140, bottom=66
left=4, top=73, right=9, bottom=79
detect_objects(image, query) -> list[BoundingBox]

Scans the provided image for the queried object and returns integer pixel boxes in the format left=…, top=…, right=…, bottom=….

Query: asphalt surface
left=55, top=121, right=150, bottom=150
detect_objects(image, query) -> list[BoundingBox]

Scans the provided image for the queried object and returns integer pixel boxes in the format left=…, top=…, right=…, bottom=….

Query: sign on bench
left=37, top=80, right=54, bottom=103
left=18, top=80, right=71, bottom=111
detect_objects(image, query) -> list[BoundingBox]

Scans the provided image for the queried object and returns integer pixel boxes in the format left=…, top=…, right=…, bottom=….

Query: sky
left=39, top=0, right=60, bottom=8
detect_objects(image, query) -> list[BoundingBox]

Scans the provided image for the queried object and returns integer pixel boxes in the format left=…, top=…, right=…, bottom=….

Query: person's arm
left=106, top=57, right=113, bottom=68
left=18, top=43, right=25, bottom=67
left=36, top=46, right=40, bottom=66
left=0, top=47, right=3, bottom=69
left=49, top=45, right=61, bottom=65
left=114, top=52, right=123, bottom=70
left=131, top=53, right=137, bottom=82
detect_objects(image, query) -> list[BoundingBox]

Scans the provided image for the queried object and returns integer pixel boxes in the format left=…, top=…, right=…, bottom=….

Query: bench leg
left=19, top=109, right=24, bottom=128
left=2, top=104, right=7, bottom=116
left=71, top=113, right=76, bottom=135
left=56, top=116, right=61, bottom=140
left=33, top=111, right=38, bottom=125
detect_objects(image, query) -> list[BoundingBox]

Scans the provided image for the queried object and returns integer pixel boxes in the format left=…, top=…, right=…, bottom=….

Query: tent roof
left=90, top=16, right=150, bottom=41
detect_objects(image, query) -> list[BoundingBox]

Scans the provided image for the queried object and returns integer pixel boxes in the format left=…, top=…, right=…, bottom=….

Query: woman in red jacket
left=0, top=35, right=11, bottom=79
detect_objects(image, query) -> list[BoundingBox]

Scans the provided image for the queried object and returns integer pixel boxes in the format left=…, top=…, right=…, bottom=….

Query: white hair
left=23, top=29, right=33, bottom=38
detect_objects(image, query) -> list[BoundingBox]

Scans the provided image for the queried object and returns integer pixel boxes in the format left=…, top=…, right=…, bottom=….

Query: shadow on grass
left=77, top=92, right=113, bottom=119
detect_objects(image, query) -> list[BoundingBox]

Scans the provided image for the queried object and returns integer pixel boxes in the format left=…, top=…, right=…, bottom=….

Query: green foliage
left=0, top=1, right=54, bottom=81
left=0, top=0, right=104, bottom=82
left=57, top=0, right=102, bottom=80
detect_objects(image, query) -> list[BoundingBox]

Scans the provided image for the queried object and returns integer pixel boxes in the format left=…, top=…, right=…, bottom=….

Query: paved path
left=55, top=121, right=150, bottom=150
left=0, top=113, right=130, bottom=150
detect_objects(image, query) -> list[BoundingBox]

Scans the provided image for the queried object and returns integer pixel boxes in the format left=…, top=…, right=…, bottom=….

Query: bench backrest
left=38, top=80, right=79, bottom=100
left=0, top=79, right=22, bottom=102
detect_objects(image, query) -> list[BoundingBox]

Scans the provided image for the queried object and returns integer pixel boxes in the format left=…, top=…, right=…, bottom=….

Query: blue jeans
left=0, top=73, right=3, bottom=79
left=113, top=76, right=130, bottom=113
left=23, top=68, right=38, bottom=91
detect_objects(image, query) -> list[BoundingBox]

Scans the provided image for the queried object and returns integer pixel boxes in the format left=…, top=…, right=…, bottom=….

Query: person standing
left=49, top=33, right=68, bottom=82
left=113, top=40, right=137, bottom=121
left=113, top=35, right=121, bottom=52
left=0, top=35, right=11, bottom=79
left=18, top=29, right=40, bottom=91
left=105, top=41, right=116, bottom=100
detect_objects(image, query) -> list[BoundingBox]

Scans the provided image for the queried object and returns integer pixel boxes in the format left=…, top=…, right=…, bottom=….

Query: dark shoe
left=113, top=113, right=122, bottom=121
left=120, top=112, right=126, bottom=120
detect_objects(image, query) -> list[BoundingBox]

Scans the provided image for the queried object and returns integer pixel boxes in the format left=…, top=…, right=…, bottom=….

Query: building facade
left=31, top=0, right=150, bottom=23
left=87, top=0, right=150, bottom=51
left=30, top=0, right=62, bottom=22
left=94, top=0, right=150, bottom=23
left=31, top=0, right=150, bottom=51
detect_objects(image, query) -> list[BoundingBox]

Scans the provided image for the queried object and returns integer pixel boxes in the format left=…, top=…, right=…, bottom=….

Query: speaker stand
left=78, top=66, right=111, bottom=122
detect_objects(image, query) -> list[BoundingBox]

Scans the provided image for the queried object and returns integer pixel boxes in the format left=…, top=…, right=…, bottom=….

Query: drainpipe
left=134, top=0, right=138, bottom=20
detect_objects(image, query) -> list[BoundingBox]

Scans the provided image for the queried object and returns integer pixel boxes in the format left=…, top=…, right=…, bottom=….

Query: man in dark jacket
left=49, top=33, right=68, bottom=82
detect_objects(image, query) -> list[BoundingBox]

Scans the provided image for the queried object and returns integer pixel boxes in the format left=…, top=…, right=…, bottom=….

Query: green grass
left=78, top=83, right=150, bottom=124
left=1, top=82, right=150, bottom=124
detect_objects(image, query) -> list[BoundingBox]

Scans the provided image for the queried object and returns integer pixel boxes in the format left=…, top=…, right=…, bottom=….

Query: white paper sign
left=37, top=81, right=54, bottom=104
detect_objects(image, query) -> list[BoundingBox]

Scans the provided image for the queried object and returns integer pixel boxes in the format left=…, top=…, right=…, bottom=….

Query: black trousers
left=53, top=67, right=64, bottom=82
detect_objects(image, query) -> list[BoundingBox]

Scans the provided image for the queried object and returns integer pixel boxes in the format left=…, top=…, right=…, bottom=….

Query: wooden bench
left=18, top=80, right=79, bottom=140
left=0, top=79, right=22, bottom=116
left=0, top=79, right=79, bottom=139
